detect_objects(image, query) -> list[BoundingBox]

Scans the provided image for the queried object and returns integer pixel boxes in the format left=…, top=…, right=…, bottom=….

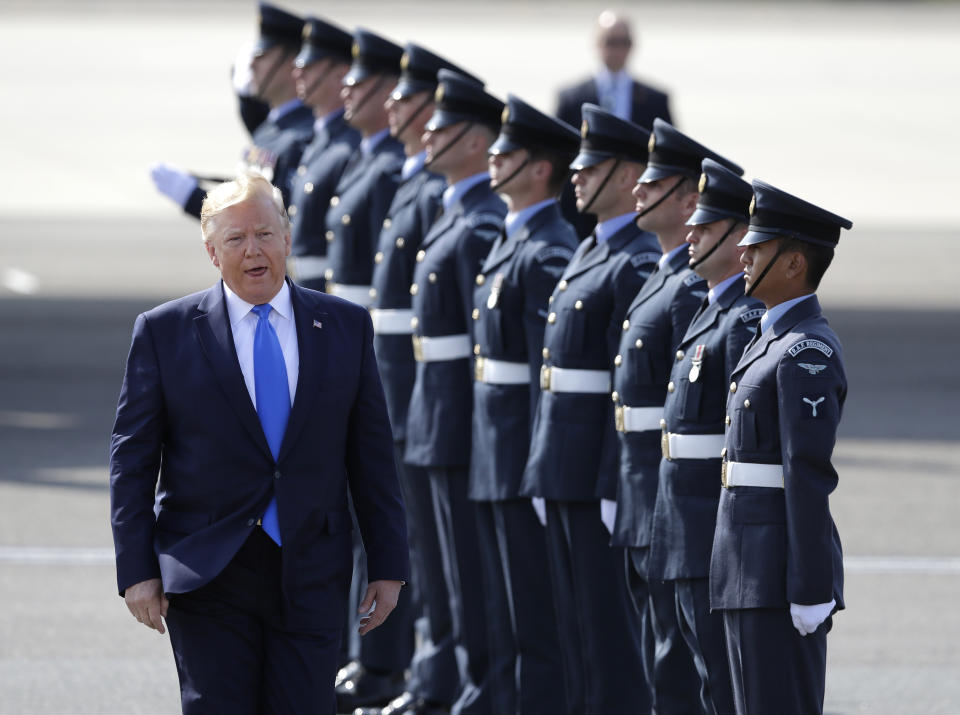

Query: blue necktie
left=252, top=304, right=290, bottom=545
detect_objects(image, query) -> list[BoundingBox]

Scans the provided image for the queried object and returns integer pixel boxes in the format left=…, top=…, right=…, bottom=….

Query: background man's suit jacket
left=110, top=279, right=410, bottom=630
left=556, top=76, right=672, bottom=130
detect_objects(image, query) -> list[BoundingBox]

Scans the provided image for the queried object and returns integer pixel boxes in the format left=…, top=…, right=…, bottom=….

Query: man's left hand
left=357, top=579, right=403, bottom=635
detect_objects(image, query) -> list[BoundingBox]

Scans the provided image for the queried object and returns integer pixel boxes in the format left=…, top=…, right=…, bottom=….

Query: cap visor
left=638, top=163, right=685, bottom=183
left=252, top=37, right=278, bottom=57
left=392, top=80, right=433, bottom=101
left=686, top=206, right=744, bottom=227
left=489, top=134, right=523, bottom=156
left=569, top=150, right=610, bottom=171
left=738, top=228, right=779, bottom=247
left=343, top=66, right=373, bottom=86
left=425, top=110, right=465, bottom=132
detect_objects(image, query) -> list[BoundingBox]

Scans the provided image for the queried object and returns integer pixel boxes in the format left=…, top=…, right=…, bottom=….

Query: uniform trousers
left=165, top=528, right=341, bottom=715
left=545, top=500, right=648, bottom=715
left=475, top=499, right=569, bottom=714
left=723, top=608, right=829, bottom=715
left=626, top=548, right=700, bottom=714
left=396, top=445, right=459, bottom=705
left=428, top=466, right=492, bottom=715
left=674, top=578, right=735, bottom=715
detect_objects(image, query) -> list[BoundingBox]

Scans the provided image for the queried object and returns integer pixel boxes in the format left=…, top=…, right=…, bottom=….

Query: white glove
left=150, top=162, right=199, bottom=208
left=600, top=499, right=617, bottom=534
left=789, top=599, right=835, bottom=636
left=531, top=497, right=547, bottom=527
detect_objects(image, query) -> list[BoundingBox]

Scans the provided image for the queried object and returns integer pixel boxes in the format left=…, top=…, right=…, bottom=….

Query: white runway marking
left=0, top=548, right=958, bottom=572
left=2, top=267, right=39, bottom=294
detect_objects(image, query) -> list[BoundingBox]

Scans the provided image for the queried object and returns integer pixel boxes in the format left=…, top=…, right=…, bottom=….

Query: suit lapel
left=278, top=283, right=330, bottom=461
left=194, top=283, right=273, bottom=460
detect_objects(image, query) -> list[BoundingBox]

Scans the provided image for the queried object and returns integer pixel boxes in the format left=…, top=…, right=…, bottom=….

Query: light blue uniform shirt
left=442, top=172, right=490, bottom=211
left=708, top=272, right=744, bottom=305
left=505, top=199, right=555, bottom=238
left=760, top=294, right=815, bottom=334
left=595, top=212, right=638, bottom=244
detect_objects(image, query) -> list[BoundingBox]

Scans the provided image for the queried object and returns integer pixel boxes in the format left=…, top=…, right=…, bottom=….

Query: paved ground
left=1, top=1, right=959, bottom=713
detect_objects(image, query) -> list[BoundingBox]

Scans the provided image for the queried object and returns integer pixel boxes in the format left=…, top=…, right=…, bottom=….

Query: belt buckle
left=615, top=406, right=625, bottom=432
left=720, top=448, right=729, bottom=488
left=540, top=365, right=552, bottom=391
left=661, top=429, right=671, bottom=460
left=412, top=335, right=424, bottom=362
left=474, top=356, right=485, bottom=382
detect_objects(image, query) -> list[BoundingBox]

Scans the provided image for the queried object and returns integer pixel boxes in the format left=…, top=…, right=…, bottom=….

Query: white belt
left=412, top=334, right=472, bottom=362
left=370, top=309, right=414, bottom=335
left=328, top=283, right=374, bottom=306
left=614, top=405, right=663, bottom=433
left=721, top=461, right=784, bottom=489
left=662, top=432, right=725, bottom=460
left=539, top=365, right=610, bottom=394
left=287, top=255, right=329, bottom=281
left=475, top=357, right=529, bottom=385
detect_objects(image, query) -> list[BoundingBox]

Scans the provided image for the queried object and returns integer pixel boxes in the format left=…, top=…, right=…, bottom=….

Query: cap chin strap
left=690, top=219, right=737, bottom=269
left=578, top=158, right=621, bottom=215
left=634, top=175, right=686, bottom=225
left=300, top=60, right=336, bottom=104
left=745, top=239, right=790, bottom=297
left=347, top=75, right=389, bottom=122
left=393, top=94, right=434, bottom=142
left=258, top=48, right=295, bottom=105
left=490, top=154, right=531, bottom=192
left=425, top=121, right=475, bottom=167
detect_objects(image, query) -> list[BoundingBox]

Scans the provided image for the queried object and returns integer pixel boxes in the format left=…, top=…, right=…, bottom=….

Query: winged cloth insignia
left=798, top=363, right=827, bottom=375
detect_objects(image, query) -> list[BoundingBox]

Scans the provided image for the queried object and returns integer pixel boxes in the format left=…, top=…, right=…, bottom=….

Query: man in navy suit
left=710, top=180, right=851, bottom=715
left=555, top=10, right=672, bottom=131
left=110, top=171, right=409, bottom=714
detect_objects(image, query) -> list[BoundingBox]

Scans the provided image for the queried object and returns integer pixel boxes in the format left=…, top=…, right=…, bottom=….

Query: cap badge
left=648, top=133, right=656, bottom=153
left=581, top=119, right=589, bottom=138
left=698, top=173, right=707, bottom=193
left=434, top=84, right=444, bottom=103
left=400, top=52, right=410, bottom=71
left=749, top=196, right=756, bottom=216
left=352, top=41, right=360, bottom=58
left=501, top=106, right=510, bottom=124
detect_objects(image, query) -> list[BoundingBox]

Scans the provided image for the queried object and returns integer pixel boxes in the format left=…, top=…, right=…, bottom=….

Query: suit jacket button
left=667, top=381, right=675, bottom=393
left=547, top=312, right=557, bottom=324
left=416, top=250, right=426, bottom=263
left=410, top=283, right=419, bottom=295
left=475, top=274, right=485, bottom=286
left=730, top=381, right=737, bottom=393
left=611, top=390, right=619, bottom=403
left=635, top=338, right=643, bottom=349
left=369, top=288, right=377, bottom=298
left=428, top=272, right=438, bottom=283
left=288, top=204, right=298, bottom=217
left=374, top=251, right=384, bottom=264
left=330, top=195, right=340, bottom=207
left=396, top=237, right=405, bottom=248
left=325, top=230, right=335, bottom=242
left=725, top=415, right=731, bottom=426
left=676, top=350, right=684, bottom=361
left=574, top=300, right=583, bottom=310
left=614, top=354, right=622, bottom=366
left=622, top=319, right=630, bottom=331
left=558, top=280, right=568, bottom=291
left=744, top=399, right=751, bottom=408
left=297, top=165, right=306, bottom=176
left=304, top=182, right=314, bottom=194
left=383, top=218, right=392, bottom=229
left=472, top=308, right=480, bottom=320
left=341, top=214, right=351, bottom=225
left=324, top=268, right=334, bottom=280
left=474, top=343, right=481, bottom=355
left=542, top=347, right=550, bottom=359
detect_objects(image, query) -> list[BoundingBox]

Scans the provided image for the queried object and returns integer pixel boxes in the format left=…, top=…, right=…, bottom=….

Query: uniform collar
left=267, top=98, right=305, bottom=123
left=505, top=198, right=555, bottom=239
left=658, top=242, right=687, bottom=270
left=360, top=127, right=391, bottom=157
left=760, top=293, right=815, bottom=334
left=596, top=211, right=637, bottom=244
left=222, top=279, right=293, bottom=328
left=401, top=150, right=428, bottom=181
left=442, top=172, right=490, bottom=211
left=708, top=272, right=744, bottom=305
left=316, top=106, right=345, bottom=132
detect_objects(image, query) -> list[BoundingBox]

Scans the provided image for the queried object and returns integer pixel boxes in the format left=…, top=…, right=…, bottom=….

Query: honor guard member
left=471, top=95, right=580, bottom=715
left=647, top=159, right=762, bottom=715
left=710, top=181, right=851, bottom=715
left=285, top=17, right=361, bottom=291
left=519, top=103, right=657, bottom=715
left=354, top=45, right=478, bottom=715
left=151, top=2, right=315, bottom=219
left=613, top=119, right=741, bottom=712
left=322, top=29, right=405, bottom=308
left=405, top=70, right=506, bottom=715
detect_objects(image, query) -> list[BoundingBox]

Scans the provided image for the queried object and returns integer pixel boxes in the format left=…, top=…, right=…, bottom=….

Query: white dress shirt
left=222, top=280, right=299, bottom=408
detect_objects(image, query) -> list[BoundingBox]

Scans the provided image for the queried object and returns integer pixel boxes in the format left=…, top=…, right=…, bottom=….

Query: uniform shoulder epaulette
left=630, top=251, right=661, bottom=267
left=739, top=307, right=765, bottom=323
left=787, top=337, right=834, bottom=358
left=465, top=210, right=504, bottom=229
left=533, top=245, right=575, bottom=264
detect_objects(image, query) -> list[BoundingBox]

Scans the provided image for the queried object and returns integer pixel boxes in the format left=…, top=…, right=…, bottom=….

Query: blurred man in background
left=555, top=9, right=672, bottom=131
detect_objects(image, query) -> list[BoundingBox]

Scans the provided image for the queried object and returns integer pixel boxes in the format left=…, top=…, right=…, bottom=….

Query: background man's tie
left=252, top=304, right=290, bottom=545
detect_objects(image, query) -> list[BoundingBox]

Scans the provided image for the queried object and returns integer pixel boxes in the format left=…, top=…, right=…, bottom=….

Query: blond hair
left=200, top=171, right=289, bottom=243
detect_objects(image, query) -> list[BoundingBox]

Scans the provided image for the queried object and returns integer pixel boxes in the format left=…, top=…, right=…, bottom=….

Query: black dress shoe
left=336, top=669, right=407, bottom=711
left=353, top=692, right=449, bottom=715
left=336, top=660, right=363, bottom=688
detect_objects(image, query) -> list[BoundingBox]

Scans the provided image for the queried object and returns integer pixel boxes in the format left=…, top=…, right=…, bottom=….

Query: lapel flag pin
left=313, top=319, right=322, bottom=329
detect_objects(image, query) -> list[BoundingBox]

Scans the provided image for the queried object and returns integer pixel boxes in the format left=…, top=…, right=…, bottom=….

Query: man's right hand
left=149, top=162, right=198, bottom=208
left=124, top=578, right=169, bottom=634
